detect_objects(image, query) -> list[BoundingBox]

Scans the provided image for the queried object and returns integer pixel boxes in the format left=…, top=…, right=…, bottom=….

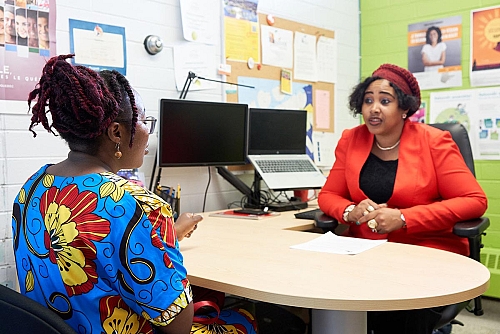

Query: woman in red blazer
left=318, top=64, right=487, bottom=334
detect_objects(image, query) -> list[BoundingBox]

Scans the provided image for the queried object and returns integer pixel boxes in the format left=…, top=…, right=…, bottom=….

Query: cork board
left=224, top=13, right=335, bottom=133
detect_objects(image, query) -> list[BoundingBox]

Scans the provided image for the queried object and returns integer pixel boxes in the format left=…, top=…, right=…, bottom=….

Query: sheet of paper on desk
left=290, top=232, right=387, bottom=255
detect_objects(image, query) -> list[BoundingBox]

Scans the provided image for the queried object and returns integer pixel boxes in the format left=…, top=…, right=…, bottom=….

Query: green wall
left=360, top=0, right=500, bottom=298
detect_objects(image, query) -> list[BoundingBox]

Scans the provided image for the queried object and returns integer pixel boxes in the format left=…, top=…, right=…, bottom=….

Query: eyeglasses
left=115, top=116, right=157, bottom=134
left=142, top=116, right=157, bottom=134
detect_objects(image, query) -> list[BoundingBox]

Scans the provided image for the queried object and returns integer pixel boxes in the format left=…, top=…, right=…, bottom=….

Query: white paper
left=317, top=36, right=337, bottom=83
left=474, top=88, right=500, bottom=159
left=313, top=131, right=335, bottom=167
left=179, top=0, right=219, bottom=44
left=293, top=32, right=318, bottom=82
left=261, top=25, right=293, bottom=68
left=290, top=231, right=387, bottom=255
left=173, top=43, right=216, bottom=92
left=73, top=29, right=124, bottom=68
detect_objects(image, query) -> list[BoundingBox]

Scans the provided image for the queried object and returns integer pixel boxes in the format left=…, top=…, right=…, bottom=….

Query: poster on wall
left=260, top=25, right=293, bottom=68
left=430, top=88, right=500, bottom=160
left=179, top=0, right=219, bottom=44
left=408, top=16, right=462, bottom=90
left=237, top=76, right=317, bottom=163
left=0, top=0, right=56, bottom=101
left=409, top=102, right=426, bottom=123
left=223, top=0, right=260, bottom=63
left=69, top=19, right=126, bottom=75
left=470, top=5, right=500, bottom=87
left=173, top=43, right=216, bottom=92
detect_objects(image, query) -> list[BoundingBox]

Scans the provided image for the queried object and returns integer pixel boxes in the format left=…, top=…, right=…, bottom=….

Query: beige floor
left=452, top=297, right=500, bottom=334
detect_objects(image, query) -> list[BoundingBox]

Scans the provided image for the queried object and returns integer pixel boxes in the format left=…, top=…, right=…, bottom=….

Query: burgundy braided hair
left=28, top=54, right=139, bottom=153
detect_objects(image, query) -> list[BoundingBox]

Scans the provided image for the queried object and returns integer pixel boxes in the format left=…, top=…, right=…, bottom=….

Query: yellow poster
left=223, top=0, right=260, bottom=62
left=224, top=17, right=260, bottom=62
left=280, top=69, right=292, bottom=94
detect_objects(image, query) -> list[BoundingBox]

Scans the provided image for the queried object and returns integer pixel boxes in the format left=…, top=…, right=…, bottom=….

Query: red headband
left=372, top=63, right=421, bottom=101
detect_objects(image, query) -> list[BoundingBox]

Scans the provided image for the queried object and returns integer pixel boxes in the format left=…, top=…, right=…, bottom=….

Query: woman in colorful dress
left=12, top=54, right=201, bottom=334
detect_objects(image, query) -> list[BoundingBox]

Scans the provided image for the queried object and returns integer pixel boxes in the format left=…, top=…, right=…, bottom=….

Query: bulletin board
left=224, top=13, right=335, bottom=133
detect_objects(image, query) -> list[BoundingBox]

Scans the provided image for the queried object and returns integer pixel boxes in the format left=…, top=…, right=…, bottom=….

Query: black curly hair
left=348, top=76, right=420, bottom=118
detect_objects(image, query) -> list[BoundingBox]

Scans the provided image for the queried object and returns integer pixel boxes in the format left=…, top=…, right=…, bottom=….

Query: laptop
left=246, top=108, right=326, bottom=190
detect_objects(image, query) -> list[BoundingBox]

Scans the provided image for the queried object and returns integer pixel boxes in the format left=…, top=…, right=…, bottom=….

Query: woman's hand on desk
left=347, top=199, right=387, bottom=223
left=175, top=213, right=203, bottom=241
left=357, top=207, right=405, bottom=234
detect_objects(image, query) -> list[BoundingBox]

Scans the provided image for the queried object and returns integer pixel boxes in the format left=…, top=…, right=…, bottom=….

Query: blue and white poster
left=69, top=19, right=126, bottom=75
left=237, top=76, right=315, bottom=161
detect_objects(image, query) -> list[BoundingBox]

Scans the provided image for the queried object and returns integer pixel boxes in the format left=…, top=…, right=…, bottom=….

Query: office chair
left=0, top=284, right=77, bottom=334
left=314, top=122, right=490, bottom=330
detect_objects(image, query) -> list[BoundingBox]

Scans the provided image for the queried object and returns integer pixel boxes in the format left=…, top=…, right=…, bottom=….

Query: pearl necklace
left=376, top=139, right=400, bottom=151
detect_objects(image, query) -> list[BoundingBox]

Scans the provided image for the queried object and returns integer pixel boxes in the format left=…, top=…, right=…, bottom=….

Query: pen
left=176, top=184, right=181, bottom=213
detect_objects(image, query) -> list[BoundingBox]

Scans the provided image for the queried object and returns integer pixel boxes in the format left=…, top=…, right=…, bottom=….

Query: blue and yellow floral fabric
left=12, top=165, right=192, bottom=333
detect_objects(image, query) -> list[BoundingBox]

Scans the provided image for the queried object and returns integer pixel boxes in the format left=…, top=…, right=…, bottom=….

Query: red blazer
left=318, top=121, right=487, bottom=256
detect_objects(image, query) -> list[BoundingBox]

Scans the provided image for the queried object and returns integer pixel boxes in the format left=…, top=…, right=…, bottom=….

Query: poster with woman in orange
left=471, top=5, right=500, bottom=87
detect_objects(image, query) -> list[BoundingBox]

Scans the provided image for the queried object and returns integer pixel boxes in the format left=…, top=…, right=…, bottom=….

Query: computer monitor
left=158, top=99, right=248, bottom=167
left=248, top=108, right=307, bottom=155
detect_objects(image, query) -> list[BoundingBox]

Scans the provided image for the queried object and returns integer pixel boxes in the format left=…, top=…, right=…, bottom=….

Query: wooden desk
left=181, top=209, right=490, bottom=334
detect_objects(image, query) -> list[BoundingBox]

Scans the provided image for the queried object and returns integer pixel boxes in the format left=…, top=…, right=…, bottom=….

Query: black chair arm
left=313, top=213, right=339, bottom=231
left=453, top=217, right=490, bottom=239
left=434, top=300, right=468, bottom=330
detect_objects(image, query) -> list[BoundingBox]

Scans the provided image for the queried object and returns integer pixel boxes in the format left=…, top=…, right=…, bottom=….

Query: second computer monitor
left=248, top=108, right=307, bottom=155
left=159, top=99, right=248, bottom=167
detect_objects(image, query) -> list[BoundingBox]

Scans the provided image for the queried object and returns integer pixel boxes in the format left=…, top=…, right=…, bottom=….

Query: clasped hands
left=175, top=212, right=203, bottom=241
left=347, top=199, right=405, bottom=234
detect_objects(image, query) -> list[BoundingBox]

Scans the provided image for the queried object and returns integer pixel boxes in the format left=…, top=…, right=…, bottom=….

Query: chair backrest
left=429, top=123, right=475, bottom=176
left=0, top=284, right=77, bottom=334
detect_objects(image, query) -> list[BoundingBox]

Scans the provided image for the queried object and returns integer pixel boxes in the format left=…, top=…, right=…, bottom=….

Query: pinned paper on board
left=280, top=69, right=293, bottom=95
left=314, top=89, right=330, bottom=130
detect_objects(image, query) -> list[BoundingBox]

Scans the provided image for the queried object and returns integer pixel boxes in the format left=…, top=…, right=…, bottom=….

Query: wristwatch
left=343, top=204, right=356, bottom=223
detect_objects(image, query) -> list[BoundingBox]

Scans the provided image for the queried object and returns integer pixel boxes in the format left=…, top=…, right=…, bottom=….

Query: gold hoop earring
left=114, top=143, right=122, bottom=159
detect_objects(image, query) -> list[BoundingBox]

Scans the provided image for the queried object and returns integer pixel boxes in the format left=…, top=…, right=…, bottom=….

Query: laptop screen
left=248, top=108, right=307, bottom=155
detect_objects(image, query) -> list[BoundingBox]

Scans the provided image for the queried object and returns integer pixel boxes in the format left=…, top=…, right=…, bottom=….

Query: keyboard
left=294, top=208, right=323, bottom=220
left=255, top=159, right=317, bottom=173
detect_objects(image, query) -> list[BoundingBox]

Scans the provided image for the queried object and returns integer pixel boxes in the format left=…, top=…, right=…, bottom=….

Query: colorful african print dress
left=12, top=165, right=192, bottom=334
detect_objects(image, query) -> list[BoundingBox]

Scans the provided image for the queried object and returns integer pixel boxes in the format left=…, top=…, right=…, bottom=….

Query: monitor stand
left=216, top=167, right=308, bottom=211
left=216, top=167, right=261, bottom=208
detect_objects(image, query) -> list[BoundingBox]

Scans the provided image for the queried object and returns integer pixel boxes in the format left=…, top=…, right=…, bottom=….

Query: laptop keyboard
left=255, top=159, right=317, bottom=173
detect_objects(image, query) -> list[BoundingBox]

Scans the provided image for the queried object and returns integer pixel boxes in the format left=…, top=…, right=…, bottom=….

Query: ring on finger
left=367, top=219, right=378, bottom=229
left=367, top=205, right=375, bottom=212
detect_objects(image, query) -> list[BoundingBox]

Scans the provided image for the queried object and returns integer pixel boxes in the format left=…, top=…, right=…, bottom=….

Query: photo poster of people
left=470, top=5, right=500, bottom=87
left=408, top=15, right=462, bottom=91
left=1, top=0, right=56, bottom=101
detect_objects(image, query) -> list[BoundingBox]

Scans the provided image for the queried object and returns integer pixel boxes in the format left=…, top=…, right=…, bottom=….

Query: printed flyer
left=1, top=0, right=56, bottom=101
